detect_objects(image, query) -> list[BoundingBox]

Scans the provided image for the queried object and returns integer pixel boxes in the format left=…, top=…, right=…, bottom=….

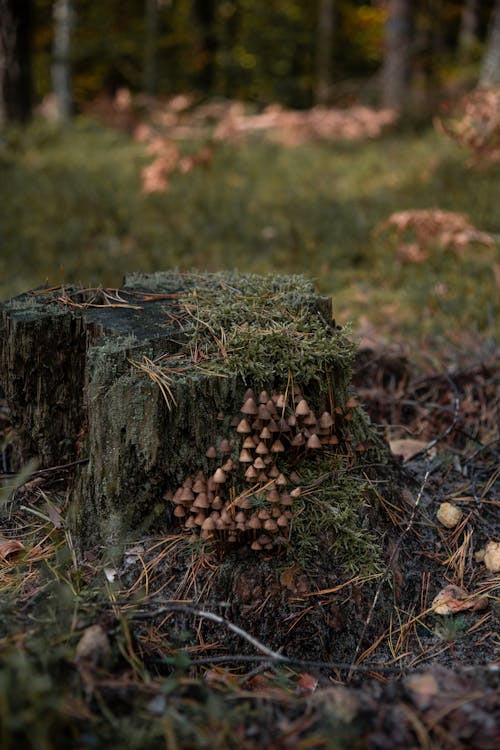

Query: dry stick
left=347, top=469, right=430, bottom=681
left=131, top=603, right=285, bottom=661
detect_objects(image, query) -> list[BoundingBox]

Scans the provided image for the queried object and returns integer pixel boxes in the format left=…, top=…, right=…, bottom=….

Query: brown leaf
left=432, top=585, right=488, bottom=615
left=389, top=439, right=429, bottom=461
left=0, top=539, right=25, bottom=560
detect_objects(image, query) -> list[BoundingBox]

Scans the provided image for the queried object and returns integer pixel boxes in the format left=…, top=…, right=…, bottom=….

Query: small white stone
left=436, top=502, right=462, bottom=529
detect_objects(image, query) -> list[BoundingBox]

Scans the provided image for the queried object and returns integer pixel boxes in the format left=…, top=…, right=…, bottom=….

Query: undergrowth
left=1, top=118, right=498, bottom=341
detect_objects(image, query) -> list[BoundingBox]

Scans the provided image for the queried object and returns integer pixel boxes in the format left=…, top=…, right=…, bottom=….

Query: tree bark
left=52, top=0, right=74, bottom=122
left=458, top=0, right=478, bottom=60
left=480, top=0, right=500, bottom=86
left=143, top=0, right=159, bottom=95
left=0, top=0, right=33, bottom=124
left=381, top=0, right=413, bottom=111
left=315, top=0, right=335, bottom=105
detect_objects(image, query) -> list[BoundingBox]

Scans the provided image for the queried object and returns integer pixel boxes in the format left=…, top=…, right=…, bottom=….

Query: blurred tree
left=52, top=0, right=74, bottom=120
left=480, top=0, right=500, bottom=85
left=0, top=0, right=33, bottom=123
left=458, top=0, right=478, bottom=60
left=143, top=0, right=159, bottom=94
left=192, top=0, right=217, bottom=90
left=315, top=0, right=335, bottom=104
left=381, top=0, right=413, bottom=110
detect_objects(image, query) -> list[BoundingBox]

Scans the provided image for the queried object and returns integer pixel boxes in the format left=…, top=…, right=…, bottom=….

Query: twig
left=130, top=602, right=285, bottom=660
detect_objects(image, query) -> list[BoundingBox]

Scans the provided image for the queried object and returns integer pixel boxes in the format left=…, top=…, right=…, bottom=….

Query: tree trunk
left=458, top=0, right=478, bottom=61
left=143, top=0, right=159, bottom=95
left=193, top=0, right=217, bottom=91
left=315, top=0, right=335, bottom=105
left=0, top=0, right=33, bottom=124
left=480, top=0, right=500, bottom=86
left=52, top=0, right=74, bottom=122
left=381, top=0, right=413, bottom=111
left=1, top=271, right=401, bottom=662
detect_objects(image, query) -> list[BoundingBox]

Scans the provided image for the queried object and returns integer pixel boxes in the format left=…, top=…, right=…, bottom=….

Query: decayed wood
left=0, top=271, right=380, bottom=550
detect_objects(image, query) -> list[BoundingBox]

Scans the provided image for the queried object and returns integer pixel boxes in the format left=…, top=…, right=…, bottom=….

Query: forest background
left=1, top=0, right=499, bottom=340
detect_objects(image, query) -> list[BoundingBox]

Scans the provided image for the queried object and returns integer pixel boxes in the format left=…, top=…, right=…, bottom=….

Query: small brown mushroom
left=180, top=486, right=195, bottom=502
left=319, top=411, right=334, bottom=430
left=212, top=495, right=224, bottom=510
left=276, top=473, right=287, bottom=486
left=258, top=390, right=270, bottom=404
left=258, top=404, right=271, bottom=420
left=213, top=467, right=227, bottom=484
left=279, top=493, right=293, bottom=506
left=267, top=489, right=280, bottom=503
left=242, top=436, right=255, bottom=449
left=277, top=514, right=288, bottom=527
left=306, top=433, right=322, bottom=450
left=205, top=445, right=217, bottom=459
left=192, top=478, right=207, bottom=493
left=253, top=456, right=266, bottom=470
left=290, top=487, right=302, bottom=498
left=290, top=433, right=305, bottom=447
left=193, top=492, right=210, bottom=509
left=248, top=515, right=261, bottom=530
left=271, top=438, right=285, bottom=453
left=259, top=426, right=272, bottom=440
left=202, top=517, right=216, bottom=532
left=264, top=519, right=278, bottom=532
left=268, top=465, right=280, bottom=478
left=241, top=397, right=258, bottom=415
left=251, top=541, right=263, bottom=551
left=222, top=458, right=234, bottom=472
left=255, top=441, right=269, bottom=455
left=219, top=438, right=232, bottom=454
left=245, top=465, right=258, bottom=481
left=174, top=505, right=186, bottom=518
left=236, top=418, right=252, bottom=434
left=239, top=449, right=253, bottom=463
left=295, top=399, right=310, bottom=417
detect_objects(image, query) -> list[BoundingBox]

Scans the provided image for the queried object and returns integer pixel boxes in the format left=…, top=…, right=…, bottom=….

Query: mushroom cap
left=253, top=456, right=266, bottom=470
left=180, top=486, right=195, bottom=502
left=259, top=426, right=272, bottom=440
left=193, top=492, right=210, bottom=508
left=192, top=479, right=207, bottom=493
left=275, top=393, right=286, bottom=409
left=245, top=465, right=258, bottom=480
left=267, top=489, right=280, bottom=503
left=219, top=438, right=232, bottom=454
left=174, top=505, right=186, bottom=517
left=243, top=436, right=255, bottom=449
left=290, top=487, right=302, bottom=498
left=222, top=458, right=234, bottom=472
left=271, top=438, right=285, bottom=453
left=248, top=515, right=261, bottom=529
left=268, top=465, right=280, bottom=478
left=194, top=512, right=206, bottom=526
left=277, top=514, right=288, bottom=527
left=251, top=541, right=263, bottom=551
left=306, top=433, right=322, bottom=449
left=212, top=496, right=224, bottom=509
left=239, top=449, right=253, bottom=463
left=241, top=397, right=258, bottom=415
left=258, top=404, right=272, bottom=420
left=255, top=441, right=269, bottom=455
left=202, top=516, right=216, bottom=531
left=213, top=467, right=227, bottom=483
left=295, top=399, right=310, bottom=417
left=235, top=511, right=247, bottom=524
left=258, top=390, right=270, bottom=404
left=256, top=534, right=273, bottom=546
left=279, top=493, right=293, bottom=506
left=319, top=411, right=334, bottom=429
left=205, top=445, right=217, bottom=459
left=236, top=418, right=251, bottom=434
left=291, top=433, right=305, bottom=447
left=276, top=473, right=287, bottom=486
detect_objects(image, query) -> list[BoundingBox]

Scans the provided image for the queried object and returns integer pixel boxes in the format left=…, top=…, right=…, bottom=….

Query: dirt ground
left=0, top=338, right=498, bottom=749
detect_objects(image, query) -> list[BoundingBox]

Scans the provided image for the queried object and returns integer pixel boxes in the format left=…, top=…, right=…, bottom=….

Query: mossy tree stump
left=1, top=271, right=399, bottom=661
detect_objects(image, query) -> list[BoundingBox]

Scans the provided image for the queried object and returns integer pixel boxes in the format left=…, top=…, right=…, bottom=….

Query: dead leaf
left=296, top=672, right=318, bottom=694
left=389, top=439, right=429, bottom=461
left=0, top=539, right=25, bottom=560
left=280, top=564, right=299, bottom=591
left=432, top=585, right=488, bottom=615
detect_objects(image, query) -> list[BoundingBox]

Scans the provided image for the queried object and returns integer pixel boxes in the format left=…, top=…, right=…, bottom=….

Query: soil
left=0, top=339, right=498, bottom=749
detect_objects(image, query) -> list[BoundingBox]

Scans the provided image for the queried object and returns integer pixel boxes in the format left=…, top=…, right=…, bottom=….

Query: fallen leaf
left=0, top=539, right=25, bottom=560
left=389, top=439, right=429, bottom=461
left=296, top=672, right=318, bottom=694
left=432, top=585, right=488, bottom=615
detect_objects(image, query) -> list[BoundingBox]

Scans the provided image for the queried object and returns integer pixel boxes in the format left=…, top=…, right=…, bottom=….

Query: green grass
left=1, top=117, right=498, bottom=340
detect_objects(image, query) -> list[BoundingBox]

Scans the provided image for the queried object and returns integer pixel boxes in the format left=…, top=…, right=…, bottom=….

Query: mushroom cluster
left=166, top=387, right=359, bottom=550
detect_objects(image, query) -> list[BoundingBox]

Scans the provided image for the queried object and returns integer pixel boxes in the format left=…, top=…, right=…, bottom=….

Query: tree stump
left=1, top=271, right=401, bottom=662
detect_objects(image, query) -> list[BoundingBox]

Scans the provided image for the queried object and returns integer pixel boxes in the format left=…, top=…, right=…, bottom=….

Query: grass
left=1, top=117, right=498, bottom=342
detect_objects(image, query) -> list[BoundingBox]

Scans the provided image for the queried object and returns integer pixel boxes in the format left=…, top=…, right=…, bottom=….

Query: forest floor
left=0, top=334, right=498, bottom=750
left=0, top=100, right=499, bottom=747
